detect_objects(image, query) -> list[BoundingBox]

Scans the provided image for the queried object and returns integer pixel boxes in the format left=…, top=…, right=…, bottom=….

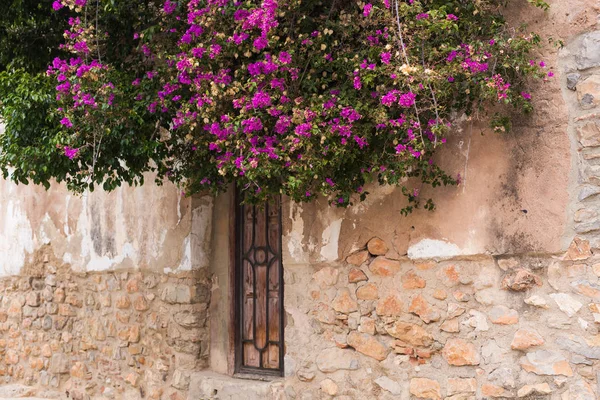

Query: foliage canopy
left=0, top=0, right=551, bottom=212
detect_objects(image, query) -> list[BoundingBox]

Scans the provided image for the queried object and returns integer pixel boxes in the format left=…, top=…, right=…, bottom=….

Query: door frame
left=229, top=189, right=284, bottom=377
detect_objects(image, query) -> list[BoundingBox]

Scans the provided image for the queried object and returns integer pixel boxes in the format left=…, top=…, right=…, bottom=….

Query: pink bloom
left=163, top=0, right=176, bottom=14
left=489, top=39, right=495, bottom=45
left=399, top=92, right=416, bottom=108
left=447, top=76, right=454, bottom=82
left=521, top=92, right=532, bottom=100
left=363, top=3, right=373, bottom=16
left=210, top=44, right=222, bottom=59
left=380, top=52, right=391, bottom=65
left=539, top=61, right=546, bottom=68
left=253, top=36, right=268, bottom=50
left=295, top=123, right=312, bottom=137
left=353, top=75, right=362, bottom=90
left=60, top=117, right=73, bottom=128
left=52, top=1, right=63, bottom=10
left=279, top=52, right=292, bottom=64
left=447, top=14, right=458, bottom=21
left=64, top=146, right=79, bottom=160
left=251, top=91, right=272, bottom=109
left=73, top=41, right=89, bottom=53
left=416, top=13, right=429, bottom=20
left=547, top=71, right=554, bottom=78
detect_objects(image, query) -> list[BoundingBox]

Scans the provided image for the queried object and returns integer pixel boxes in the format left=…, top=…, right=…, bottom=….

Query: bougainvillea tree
left=0, top=0, right=551, bottom=212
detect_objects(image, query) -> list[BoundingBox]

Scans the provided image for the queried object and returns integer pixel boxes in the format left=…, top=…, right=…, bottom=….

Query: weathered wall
left=0, top=176, right=213, bottom=276
left=277, top=237, right=600, bottom=400
left=0, top=0, right=599, bottom=399
left=0, top=174, right=216, bottom=399
left=263, top=1, right=600, bottom=399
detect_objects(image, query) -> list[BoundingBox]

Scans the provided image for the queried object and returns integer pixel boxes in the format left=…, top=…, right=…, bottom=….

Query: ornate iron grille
left=235, top=193, right=284, bottom=376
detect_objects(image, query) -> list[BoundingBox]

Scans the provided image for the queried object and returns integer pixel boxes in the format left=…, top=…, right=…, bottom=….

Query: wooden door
left=235, top=194, right=284, bottom=376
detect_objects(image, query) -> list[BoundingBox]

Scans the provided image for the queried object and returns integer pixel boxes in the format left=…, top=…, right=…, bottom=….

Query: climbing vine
left=1, top=0, right=551, bottom=213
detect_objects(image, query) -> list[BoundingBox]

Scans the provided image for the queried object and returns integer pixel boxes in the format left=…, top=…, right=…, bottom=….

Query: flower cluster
left=48, top=0, right=550, bottom=211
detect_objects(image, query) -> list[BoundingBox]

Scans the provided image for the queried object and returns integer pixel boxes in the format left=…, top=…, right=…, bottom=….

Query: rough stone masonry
left=277, top=236, right=600, bottom=400
left=2, top=0, right=600, bottom=399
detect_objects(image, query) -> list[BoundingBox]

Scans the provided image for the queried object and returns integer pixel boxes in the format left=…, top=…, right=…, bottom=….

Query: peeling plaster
left=177, top=236, right=192, bottom=271
left=0, top=199, right=34, bottom=277
left=407, top=239, right=463, bottom=259
left=320, top=218, right=342, bottom=261
left=191, top=197, right=214, bottom=270
left=287, top=203, right=308, bottom=264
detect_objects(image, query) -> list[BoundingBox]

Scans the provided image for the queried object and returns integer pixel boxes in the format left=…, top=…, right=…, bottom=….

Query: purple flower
left=489, top=39, right=495, bottom=45
left=251, top=91, right=272, bottom=109
left=60, top=117, right=73, bottom=128
left=447, top=14, right=458, bottom=21
left=539, top=61, right=546, bottom=68
left=521, top=92, right=532, bottom=100
left=253, top=36, right=268, bottom=50
left=74, top=0, right=86, bottom=5
left=52, top=1, right=63, bottom=10
left=447, top=76, right=455, bottom=82
left=64, top=146, right=79, bottom=160
left=73, top=41, right=89, bottom=53
left=232, top=33, right=249, bottom=45
left=399, top=92, right=416, bottom=108
left=547, top=71, right=554, bottom=78
left=353, top=75, right=362, bottom=90
left=163, top=0, right=176, bottom=14
left=381, top=90, right=398, bottom=106
left=241, top=117, right=263, bottom=133
left=275, top=116, right=292, bottom=134
left=191, top=47, right=205, bottom=59
left=363, top=3, right=373, bottom=17
left=325, top=178, right=335, bottom=187
left=234, top=9, right=250, bottom=21
left=295, top=123, right=312, bottom=137
left=416, top=13, right=429, bottom=20
left=279, top=52, right=292, bottom=64
left=210, top=44, right=222, bottom=59
left=380, top=52, right=391, bottom=65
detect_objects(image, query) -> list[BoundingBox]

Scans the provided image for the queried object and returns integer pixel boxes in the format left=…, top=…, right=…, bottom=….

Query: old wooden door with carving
left=234, top=194, right=284, bottom=376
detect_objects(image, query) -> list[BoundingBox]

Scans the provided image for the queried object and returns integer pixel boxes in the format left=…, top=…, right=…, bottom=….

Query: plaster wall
left=0, top=174, right=214, bottom=277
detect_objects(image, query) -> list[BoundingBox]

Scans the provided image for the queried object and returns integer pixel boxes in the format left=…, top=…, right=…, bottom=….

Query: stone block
left=578, top=75, right=600, bottom=109
left=161, top=285, right=193, bottom=304
left=409, top=378, right=441, bottom=400
left=577, top=31, right=600, bottom=70
left=442, top=338, right=480, bottom=366
left=347, top=331, right=389, bottom=361
left=316, top=347, right=359, bottom=372
left=367, top=237, right=389, bottom=256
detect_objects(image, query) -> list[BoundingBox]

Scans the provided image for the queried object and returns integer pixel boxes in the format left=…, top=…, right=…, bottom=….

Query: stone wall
left=279, top=236, right=600, bottom=400
left=1, top=0, right=600, bottom=399
left=0, top=246, right=210, bottom=400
